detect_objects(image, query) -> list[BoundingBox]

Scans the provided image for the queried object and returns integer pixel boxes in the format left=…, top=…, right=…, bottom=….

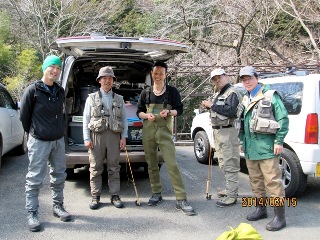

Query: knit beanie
left=42, top=55, right=62, bottom=72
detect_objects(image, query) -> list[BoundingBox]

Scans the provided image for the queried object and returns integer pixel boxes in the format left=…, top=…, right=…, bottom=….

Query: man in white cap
left=83, top=66, right=128, bottom=210
left=202, top=68, right=241, bottom=207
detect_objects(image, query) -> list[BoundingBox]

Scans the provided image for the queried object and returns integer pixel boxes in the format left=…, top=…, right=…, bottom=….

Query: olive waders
left=142, top=103, right=187, bottom=200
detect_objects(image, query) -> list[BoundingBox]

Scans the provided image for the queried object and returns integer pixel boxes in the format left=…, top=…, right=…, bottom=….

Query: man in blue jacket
left=20, top=55, right=72, bottom=232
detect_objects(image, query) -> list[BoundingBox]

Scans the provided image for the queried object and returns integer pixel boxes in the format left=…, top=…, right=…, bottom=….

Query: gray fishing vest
left=210, top=86, right=241, bottom=126
left=249, top=90, right=280, bottom=134
left=88, top=90, right=124, bottom=133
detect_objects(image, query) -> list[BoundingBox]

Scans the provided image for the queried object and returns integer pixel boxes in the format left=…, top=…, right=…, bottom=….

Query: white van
left=191, top=71, right=320, bottom=197
left=51, top=35, right=189, bottom=176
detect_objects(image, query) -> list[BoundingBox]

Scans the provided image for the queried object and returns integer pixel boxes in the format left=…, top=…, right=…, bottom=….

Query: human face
left=43, top=65, right=61, bottom=85
left=99, top=76, right=114, bottom=92
left=241, top=75, right=259, bottom=92
left=212, top=74, right=228, bottom=90
left=151, top=66, right=167, bottom=85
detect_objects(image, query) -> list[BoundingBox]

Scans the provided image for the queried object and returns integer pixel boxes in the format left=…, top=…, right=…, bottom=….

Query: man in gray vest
left=202, top=68, right=241, bottom=207
left=83, top=66, right=128, bottom=210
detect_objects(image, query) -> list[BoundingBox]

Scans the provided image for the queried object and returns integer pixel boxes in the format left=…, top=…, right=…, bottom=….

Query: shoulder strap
left=146, top=86, right=151, bottom=105
left=163, top=85, right=169, bottom=108
left=264, top=90, right=276, bottom=102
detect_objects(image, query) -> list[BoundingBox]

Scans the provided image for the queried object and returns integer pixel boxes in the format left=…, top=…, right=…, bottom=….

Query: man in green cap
left=20, top=55, right=72, bottom=232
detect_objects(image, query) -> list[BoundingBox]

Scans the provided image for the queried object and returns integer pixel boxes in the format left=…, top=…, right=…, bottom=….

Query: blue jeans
left=25, top=135, right=66, bottom=212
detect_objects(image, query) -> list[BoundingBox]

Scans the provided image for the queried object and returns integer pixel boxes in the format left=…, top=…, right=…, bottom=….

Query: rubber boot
left=266, top=206, right=286, bottom=231
left=246, top=205, right=268, bottom=221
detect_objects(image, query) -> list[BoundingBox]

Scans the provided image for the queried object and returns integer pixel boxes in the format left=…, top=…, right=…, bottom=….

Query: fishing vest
left=249, top=90, right=280, bottom=134
left=210, top=86, right=241, bottom=127
left=88, top=90, right=124, bottom=133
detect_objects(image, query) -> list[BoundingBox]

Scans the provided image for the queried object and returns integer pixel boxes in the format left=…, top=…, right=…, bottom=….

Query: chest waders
left=142, top=102, right=187, bottom=200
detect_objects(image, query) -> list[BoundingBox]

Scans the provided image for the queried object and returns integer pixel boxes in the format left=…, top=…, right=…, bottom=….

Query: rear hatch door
left=50, top=36, right=189, bottom=61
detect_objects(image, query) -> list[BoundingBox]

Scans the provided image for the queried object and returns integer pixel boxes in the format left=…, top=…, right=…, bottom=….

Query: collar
left=218, top=83, right=231, bottom=95
left=247, top=84, right=261, bottom=99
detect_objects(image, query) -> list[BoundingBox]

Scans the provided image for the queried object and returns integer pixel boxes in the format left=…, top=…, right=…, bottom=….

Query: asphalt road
left=0, top=146, right=319, bottom=240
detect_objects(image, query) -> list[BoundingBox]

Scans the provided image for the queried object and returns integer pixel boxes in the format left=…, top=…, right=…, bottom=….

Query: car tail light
left=305, top=113, right=318, bottom=144
left=133, top=121, right=142, bottom=127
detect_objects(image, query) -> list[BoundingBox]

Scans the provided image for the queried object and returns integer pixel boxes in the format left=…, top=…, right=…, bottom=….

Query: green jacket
left=240, top=84, right=289, bottom=160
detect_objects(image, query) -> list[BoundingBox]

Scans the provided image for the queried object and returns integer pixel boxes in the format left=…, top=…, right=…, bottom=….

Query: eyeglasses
left=241, top=76, right=255, bottom=83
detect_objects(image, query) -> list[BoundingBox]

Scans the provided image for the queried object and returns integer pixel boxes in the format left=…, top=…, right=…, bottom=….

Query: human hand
left=120, top=138, right=126, bottom=150
left=147, top=113, right=156, bottom=122
left=239, top=145, right=243, bottom=153
left=274, top=144, right=283, bottom=155
left=160, top=109, right=169, bottom=118
left=85, top=140, right=93, bottom=149
left=201, top=100, right=212, bottom=109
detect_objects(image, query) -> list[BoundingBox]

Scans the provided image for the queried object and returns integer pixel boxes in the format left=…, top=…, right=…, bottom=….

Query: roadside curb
left=174, top=141, right=193, bottom=146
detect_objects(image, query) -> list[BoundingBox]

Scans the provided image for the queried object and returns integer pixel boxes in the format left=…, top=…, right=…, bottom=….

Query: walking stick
left=206, top=145, right=213, bottom=200
left=125, top=147, right=141, bottom=206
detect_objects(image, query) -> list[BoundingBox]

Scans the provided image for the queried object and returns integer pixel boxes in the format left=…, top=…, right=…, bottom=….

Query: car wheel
left=194, top=131, right=212, bottom=164
left=15, top=132, right=28, bottom=155
left=280, top=148, right=308, bottom=197
left=66, top=168, right=75, bottom=179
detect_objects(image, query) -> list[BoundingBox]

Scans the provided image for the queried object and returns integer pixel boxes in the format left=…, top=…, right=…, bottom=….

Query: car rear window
left=268, top=82, right=303, bottom=115
left=235, top=82, right=303, bottom=115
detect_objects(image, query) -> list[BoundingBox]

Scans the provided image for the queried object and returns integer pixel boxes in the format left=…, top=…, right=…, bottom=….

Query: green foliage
left=16, top=49, right=43, bottom=83
left=0, top=43, right=14, bottom=80
left=3, top=49, right=42, bottom=99
left=0, top=12, right=10, bottom=44
left=266, top=11, right=306, bottom=41
left=108, top=0, right=157, bottom=36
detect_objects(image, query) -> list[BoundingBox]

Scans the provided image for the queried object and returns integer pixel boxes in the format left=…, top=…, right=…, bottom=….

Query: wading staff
left=125, top=147, right=141, bottom=206
left=206, top=144, right=213, bottom=200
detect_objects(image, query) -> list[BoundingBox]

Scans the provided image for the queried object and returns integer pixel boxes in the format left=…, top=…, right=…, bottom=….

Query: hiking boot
left=148, top=193, right=163, bottom=206
left=27, top=211, right=41, bottom=232
left=247, top=205, right=268, bottom=221
left=89, top=196, right=100, bottom=210
left=111, top=195, right=124, bottom=208
left=53, top=203, right=72, bottom=222
left=175, top=200, right=196, bottom=216
left=217, top=189, right=227, bottom=197
left=216, top=196, right=237, bottom=207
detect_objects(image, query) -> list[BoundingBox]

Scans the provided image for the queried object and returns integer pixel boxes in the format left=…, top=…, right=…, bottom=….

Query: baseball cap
left=210, top=68, right=226, bottom=78
left=96, top=66, right=117, bottom=81
left=239, top=66, right=257, bottom=78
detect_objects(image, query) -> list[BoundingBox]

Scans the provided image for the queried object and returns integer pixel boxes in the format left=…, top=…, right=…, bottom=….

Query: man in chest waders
left=136, top=61, right=195, bottom=216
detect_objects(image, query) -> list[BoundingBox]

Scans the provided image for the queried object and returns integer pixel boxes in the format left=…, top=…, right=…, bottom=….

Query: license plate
left=316, top=163, right=320, bottom=177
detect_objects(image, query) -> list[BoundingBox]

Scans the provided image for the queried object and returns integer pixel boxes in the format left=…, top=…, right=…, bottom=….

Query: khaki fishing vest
left=88, top=90, right=124, bottom=133
left=210, top=86, right=241, bottom=127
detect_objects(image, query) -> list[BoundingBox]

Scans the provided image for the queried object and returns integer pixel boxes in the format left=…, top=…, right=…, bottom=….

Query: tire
left=280, top=148, right=308, bottom=197
left=0, top=144, right=2, bottom=169
left=66, top=168, right=75, bottom=180
left=194, top=131, right=212, bottom=164
left=15, top=132, right=28, bottom=155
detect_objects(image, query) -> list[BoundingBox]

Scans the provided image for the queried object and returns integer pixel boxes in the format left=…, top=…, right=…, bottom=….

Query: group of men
left=19, top=55, right=288, bottom=233
left=202, top=66, right=289, bottom=232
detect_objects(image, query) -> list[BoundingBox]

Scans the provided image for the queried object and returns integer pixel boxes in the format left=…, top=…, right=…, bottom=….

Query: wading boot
left=53, top=203, right=72, bottom=222
left=266, top=206, right=286, bottom=231
left=89, top=196, right=100, bottom=210
left=27, top=211, right=41, bottom=232
left=111, top=195, right=124, bottom=208
left=175, top=200, right=196, bottom=216
left=217, top=189, right=227, bottom=198
left=148, top=193, right=163, bottom=206
left=246, top=205, right=268, bottom=221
